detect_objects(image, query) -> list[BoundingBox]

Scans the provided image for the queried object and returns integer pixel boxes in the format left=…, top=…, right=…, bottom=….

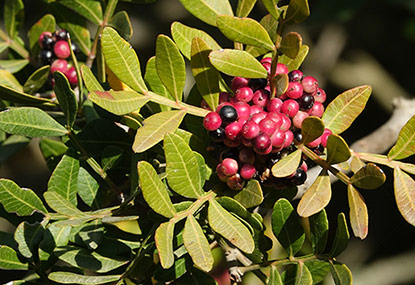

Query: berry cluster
left=202, top=59, right=332, bottom=190
left=38, top=30, right=78, bottom=86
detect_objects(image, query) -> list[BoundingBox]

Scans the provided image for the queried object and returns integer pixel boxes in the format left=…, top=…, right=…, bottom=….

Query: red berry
left=288, top=70, right=303, bottom=82
left=254, top=144, right=272, bottom=155
left=216, top=164, right=228, bottom=182
left=280, top=114, right=292, bottom=131
left=262, top=62, right=271, bottom=74
left=314, top=88, right=327, bottom=103
left=307, top=136, right=322, bottom=148
left=320, top=128, right=333, bottom=148
left=254, top=133, right=271, bottom=150
left=50, top=59, right=68, bottom=74
left=276, top=63, right=289, bottom=74
left=239, top=148, right=255, bottom=164
left=65, top=66, right=78, bottom=86
left=308, top=101, right=324, bottom=117
left=220, top=158, right=239, bottom=176
left=267, top=98, right=283, bottom=113
left=285, top=81, right=303, bottom=99
left=250, top=112, right=267, bottom=124
left=203, top=112, right=222, bottom=131
left=225, top=122, right=242, bottom=140
left=231, top=77, right=249, bottom=91
left=302, top=76, right=318, bottom=94
left=270, top=129, right=286, bottom=148
left=233, top=102, right=251, bottom=120
left=266, top=112, right=283, bottom=129
left=242, top=121, right=260, bottom=139
left=219, top=92, right=230, bottom=104
left=259, top=118, right=277, bottom=136
left=283, top=130, right=294, bottom=148
left=292, top=111, right=309, bottom=129
left=260, top=57, right=272, bottom=64
left=252, top=89, right=270, bottom=107
left=281, top=99, right=299, bottom=117
left=300, top=161, right=308, bottom=172
left=250, top=105, right=263, bottom=116
left=54, top=40, right=71, bottom=59
left=235, top=87, right=254, bottom=102
left=240, top=164, right=256, bottom=180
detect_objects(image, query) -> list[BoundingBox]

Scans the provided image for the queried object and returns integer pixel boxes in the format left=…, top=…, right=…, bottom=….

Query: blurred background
left=0, top=0, right=414, bottom=284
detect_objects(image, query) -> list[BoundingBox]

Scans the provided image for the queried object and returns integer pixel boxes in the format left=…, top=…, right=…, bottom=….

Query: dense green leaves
left=109, top=11, right=133, bottom=40
left=350, top=163, right=385, bottom=189
left=138, top=161, right=176, bottom=218
left=305, top=260, right=331, bottom=284
left=268, top=266, right=283, bottom=285
left=271, top=149, right=302, bottom=178
left=156, top=35, right=186, bottom=102
left=0, top=59, right=29, bottom=73
left=322, top=86, right=372, bottom=134
left=133, top=110, right=186, bottom=153
left=171, top=22, right=221, bottom=60
left=309, top=210, right=329, bottom=254
left=77, top=167, right=100, bottom=209
left=388, top=115, right=415, bottom=160
left=179, top=0, right=233, bottom=26
left=294, top=263, right=313, bottom=284
left=155, top=222, right=175, bottom=269
left=233, top=179, right=264, bottom=208
left=347, top=184, right=368, bottom=239
left=208, top=199, right=254, bottom=253
left=217, top=197, right=263, bottom=231
left=14, top=222, right=44, bottom=259
left=393, top=167, right=415, bottom=226
left=58, top=0, right=103, bottom=25
left=263, top=0, right=282, bottom=20
left=236, top=0, right=257, bottom=17
left=89, top=90, right=149, bottom=115
left=0, top=179, right=47, bottom=216
left=284, top=0, right=310, bottom=24
left=326, top=134, right=351, bottom=165
left=246, top=14, right=278, bottom=57
left=301, top=117, right=325, bottom=145
left=183, top=215, right=213, bottom=272
left=0, top=84, right=53, bottom=105
left=165, top=133, right=203, bottom=198
left=209, top=49, right=268, bottom=78
left=330, top=261, right=353, bottom=285
left=271, top=199, right=305, bottom=257
left=297, top=169, right=331, bottom=217
left=81, top=65, right=104, bottom=92
left=0, top=107, right=67, bottom=137
left=0, top=70, right=22, bottom=91
left=329, top=213, right=350, bottom=257
left=4, top=0, right=24, bottom=38
left=23, top=65, right=50, bottom=94
left=191, top=37, right=220, bottom=111
left=54, top=71, right=78, bottom=129
left=43, top=191, right=85, bottom=217
left=48, top=272, right=121, bottom=284
left=279, top=44, right=309, bottom=71
left=217, top=16, right=274, bottom=50
left=101, top=27, right=147, bottom=93
left=0, top=245, right=28, bottom=270
left=144, top=57, right=172, bottom=105
left=280, top=32, right=302, bottom=59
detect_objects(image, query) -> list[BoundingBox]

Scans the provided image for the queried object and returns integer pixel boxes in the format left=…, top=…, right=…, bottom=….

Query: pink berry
left=216, top=102, right=233, bottom=113
left=292, top=111, right=309, bottom=129
left=308, top=101, right=325, bottom=117
left=65, top=66, right=78, bottom=86
left=266, top=112, right=283, bottom=128
left=50, top=59, right=68, bottom=74
left=285, top=81, right=303, bottom=99
left=283, top=130, right=294, bottom=148
left=219, top=92, right=230, bottom=104
left=221, top=158, right=239, bottom=176
left=280, top=114, right=292, bottom=131
left=252, top=90, right=270, bottom=107
left=254, top=144, right=273, bottom=155
left=302, top=76, right=318, bottom=94
left=259, top=118, right=277, bottom=136
left=270, top=129, right=286, bottom=148
left=233, top=102, right=250, bottom=120
left=275, top=63, right=289, bottom=74
left=267, top=98, right=283, bottom=113
left=320, top=129, right=333, bottom=148
left=242, top=121, right=260, bottom=139
left=300, top=161, right=308, bottom=172
left=239, top=148, right=255, bottom=164
left=235, top=87, right=254, bottom=102
left=281, top=99, right=299, bottom=117
left=262, top=62, right=271, bottom=74
left=260, top=57, right=272, bottom=64
left=240, top=164, right=256, bottom=180
left=314, top=88, right=327, bottom=103
left=254, top=133, right=271, bottom=150
left=250, top=112, right=267, bottom=124
left=250, top=105, right=263, bottom=116
left=227, top=173, right=245, bottom=190
left=54, top=40, right=71, bottom=59
left=231, top=77, right=249, bottom=91
left=307, top=136, right=322, bottom=148
left=225, top=122, right=242, bottom=140
left=203, top=112, right=222, bottom=131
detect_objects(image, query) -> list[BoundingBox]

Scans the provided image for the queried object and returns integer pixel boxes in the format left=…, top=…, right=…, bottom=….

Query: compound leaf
left=350, top=163, right=385, bottom=190
left=155, top=222, right=175, bottom=269
left=271, top=149, right=302, bottom=178
left=48, top=272, right=121, bottom=285
left=178, top=0, right=233, bottom=26
left=393, top=167, right=415, bottom=226
left=326, top=134, right=351, bottom=165
left=58, top=0, right=103, bottom=25
left=347, top=184, right=368, bottom=239
left=388, top=114, right=415, bottom=160
left=233, top=179, right=263, bottom=208
left=89, top=90, right=149, bottom=115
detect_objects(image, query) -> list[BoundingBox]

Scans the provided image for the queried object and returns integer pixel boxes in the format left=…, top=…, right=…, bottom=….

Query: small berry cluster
left=202, top=59, right=332, bottom=190
left=38, top=30, right=78, bottom=86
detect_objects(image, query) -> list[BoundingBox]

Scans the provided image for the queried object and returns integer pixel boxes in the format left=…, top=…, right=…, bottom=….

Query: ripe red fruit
left=231, top=77, right=249, bottom=91
left=233, top=102, right=251, bottom=120
left=321, top=128, right=333, bottom=148
left=65, top=66, right=78, bottom=86
left=307, top=136, right=322, bottom=148
left=285, top=81, right=303, bottom=99
left=54, top=40, right=71, bottom=59
left=254, top=134, right=271, bottom=150
left=252, top=90, right=270, bottom=107
left=267, top=98, right=283, bottom=113
left=259, top=118, right=277, bottom=136
left=50, top=59, right=68, bottom=74
left=260, top=57, right=272, bottom=64
left=308, top=101, right=324, bottom=117
left=203, top=112, right=222, bottom=131
left=283, top=130, right=294, bottom=148
left=314, top=88, right=327, bottom=103
left=242, top=121, right=261, bottom=139
left=270, top=129, right=286, bottom=147
left=288, top=70, right=303, bottom=82
left=235, top=87, right=254, bottom=102
left=249, top=105, right=263, bottom=116
left=292, top=111, right=309, bottom=129
left=262, top=62, right=271, bottom=74
left=281, top=99, right=300, bottom=117
left=280, top=114, right=292, bottom=131
left=275, top=63, right=289, bottom=74
left=250, top=112, right=267, bottom=124
left=254, top=144, right=272, bottom=155
left=240, top=164, right=256, bottom=180
left=266, top=112, right=283, bottom=128
left=225, top=122, right=242, bottom=140
left=220, top=158, right=239, bottom=176
left=302, top=76, right=318, bottom=94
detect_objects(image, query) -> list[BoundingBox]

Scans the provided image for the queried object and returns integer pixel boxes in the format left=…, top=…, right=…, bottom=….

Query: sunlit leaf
left=393, top=167, right=415, bottom=226
left=271, top=198, right=305, bottom=257
left=297, top=169, right=331, bottom=217
left=23, top=65, right=50, bottom=94
left=301, top=116, right=325, bottom=145
left=233, top=179, right=264, bottom=208
left=14, top=222, right=44, bottom=259
left=284, top=0, right=310, bottom=24
left=347, top=184, right=368, bottom=239
left=271, top=149, right=302, bottom=178
left=330, top=261, right=353, bottom=285
left=109, top=11, right=132, bottom=40
left=329, top=213, right=350, bottom=257
left=0, top=70, right=22, bottom=91
left=280, top=32, right=302, bottom=59
left=43, top=191, right=85, bottom=217
left=350, top=163, right=385, bottom=190
left=101, top=27, right=147, bottom=93
left=0, top=84, right=53, bottom=105
left=191, top=37, right=220, bottom=111
left=217, top=16, right=274, bottom=50
left=0, top=179, right=47, bottom=216
left=133, top=110, right=186, bottom=153
left=309, top=210, right=328, bottom=254
left=267, top=265, right=283, bottom=285
left=178, top=0, right=233, bottom=26
left=138, top=161, right=176, bottom=218
left=48, top=272, right=121, bottom=284
left=81, top=65, right=104, bottom=92
left=58, top=0, right=103, bottom=25
left=155, top=222, right=175, bottom=269
left=144, top=56, right=173, bottom=107
left=246, top=14, right=278, bottom=57
left=388, top=115, right=415, bottom=160
left=4, top=0, right=24, bottom=38
left=356, top=152, right=415, bottom=175
left=171, top=22, right=221, bottom=60
left=305, top=260, right=331, bottom=284
left=0, top=246, right=28, bottom=270
left=279, top=44, right=309, bottom=71
left=217, top=197, right=263, bottom=231
left=326, top=134, right=351, bottom=165
left=295, top=262, right=313, bottom=285
left=89, top=90, right=149, bottom=115
left=78, top=220, right=104, bottom=250
left=322, top=86, right=372, bottom=135
left=0, top=59, right=29, bottom=73
left=236, top=0, right=257, bottom=17
left=262, top=0, right=282, bottom=20
left=208, top=199, right=254, bottom=253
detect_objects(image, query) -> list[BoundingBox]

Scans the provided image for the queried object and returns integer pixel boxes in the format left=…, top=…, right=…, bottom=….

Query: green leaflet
left=4, top=0, right=24, bottom=38
left=109, top=11, right=133, bottom=40
left=280, top=32, right=302, bottom=59
left=23, top=65, right=50, bottom=94
left=14, top=222, right=44, bottom=259
left=236, top=0, right=257, bottom=17
left=0, top=59, right=29, bottom=73
left=0, top=245, right=28, bottom=270
left=271, top=149, right=302, bottom=178
left=54, top=71, right=78, bottom=129
left=81, top=65, right=104, bottom=92
left=347, top=184, right=369, bottom=239
left=350, top=163, right=385, bottom=190
left=144, top=56, right=172, bottom=106
left=279, top=44, right=309, bottom=71
left=178, top=0, right=233, bottom=26
left=329, top=261, right=353, bottom=285
left=89, top=90, right=149, bottom=115
left=388, top=114, right=415, bottom=160
left=393, top=167, right=415, bottom=226
left=326, top=134, right=351, bottom=165
left=138, top=161, right=176, bottom=218
left=301, top=116, right=325, bottom=145
left=164, top=133, right=203, bottom=199
left=77, top=167, right=100, bottom=209
left=329, top=213, right=350, bottom=257
left=284, top=0, right=310, bottom=24
left=43, top=191, right=85, bottom=217
left=58, top=0, right=103, bottom=25
left=309, top=210, right=329, bottom=254
left=263, top=0, right=282, bottom=20
left=155, top=221, right=175, bottom=269
left=233, top=179, right=264, bottom=208
left=48, top=272, right=121, bottom=285
left=0, top=70, right=22, bottom=91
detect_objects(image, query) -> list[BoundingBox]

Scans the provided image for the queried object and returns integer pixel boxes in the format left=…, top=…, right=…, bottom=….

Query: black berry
left=298, top=94, right=315, bottom=111
left=248, top=78, right=267, bottom=91
left=39, top=49, right=54, bottom=65
left=41, top=34, right=54, bottom=50
left=209, top=127, right=226, bottom=141
left=218, top=105, right=238, bottom=123
left=54, top=29, right=69, bottom=41
left=291, top=168, right=307, bottom=185
left=293, top=130, right=303, bottom=143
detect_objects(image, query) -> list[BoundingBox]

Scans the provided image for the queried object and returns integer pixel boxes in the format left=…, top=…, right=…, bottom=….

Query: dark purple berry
left=218, top=105, right=238, bottom=123
left=293, top=130, right=303, bottom=143
left=220, top=148, right=239, bottom=161
left=209, top=127, right=225, bottom=141
left=227, top=173, right=245, bottom=190
left=54, top=29, right=69, bottom=41
left=298, top=94, right=315, bottom=110
left=288, top=70, right=303, bottom=82
left=291, top=168, right=307, bottom=185
left=254, top=134, right=271, bottom=150
left=39, top=49, right=54, bottom=65
left=249, top=78, right=267, bottom=91
left=40, top=33, right=54, bottom=50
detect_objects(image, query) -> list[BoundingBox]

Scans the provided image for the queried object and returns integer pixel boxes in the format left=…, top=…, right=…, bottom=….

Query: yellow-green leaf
left=208, top=199, right=254, bottom=253
left=0, top=70, right=22, bottom=91
left=279, top=44, right=309, bottom=71
left=81, top=65, right=104, bottom=92
left=0, top=59, right=29, bottom=73
left=350, top=163, right=385, bottom=190
left=280, top=32, right=302, bottom=59
left=271, top=149, right=302, bottom=178
left=155, top=222, right=175, bottom=269
left=132, top=110, right=186, bottom=153
left=301, top=116, right=325, bottom=145
left=236, top=0, right=257, bottom=17
left=284, top=0, right=310, bottom=24
left=183, top=215, right=213, bottom=272
left=89, top=90, right=149, bottom=115
left=138, top=161, right=176, bottom=218
left=388, top=115, right=415, bottom=160
left=144, top=56, right=172, bottom=105
left=48, top=272, right=121, bottom=285
left=330, top=261, right=353, bottom=285
left=178, top=0, right=233, bottom=27
left=393, top=167, right=415, bottom=226
left=322, top=86, right=372, bottom=135
left=297, top=169, right=331, bottom=217
left=4, top=0, right=24, bottom=39
left=23, top=65, right=50, bottom=94
left=43, top=191, right=85, bottom=217
left=263, top=0, right=282, bottom=20
left=233, top=179, right=263, bottom=208
left=246, top=14, right=278, bottom=57
left=0, top=245, right=28, bottom=270
left=0, top=84, right=53, bottom=105
left=347, top=184, right=368, bottom=239
left=326, top=134, right=351, bottom=165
